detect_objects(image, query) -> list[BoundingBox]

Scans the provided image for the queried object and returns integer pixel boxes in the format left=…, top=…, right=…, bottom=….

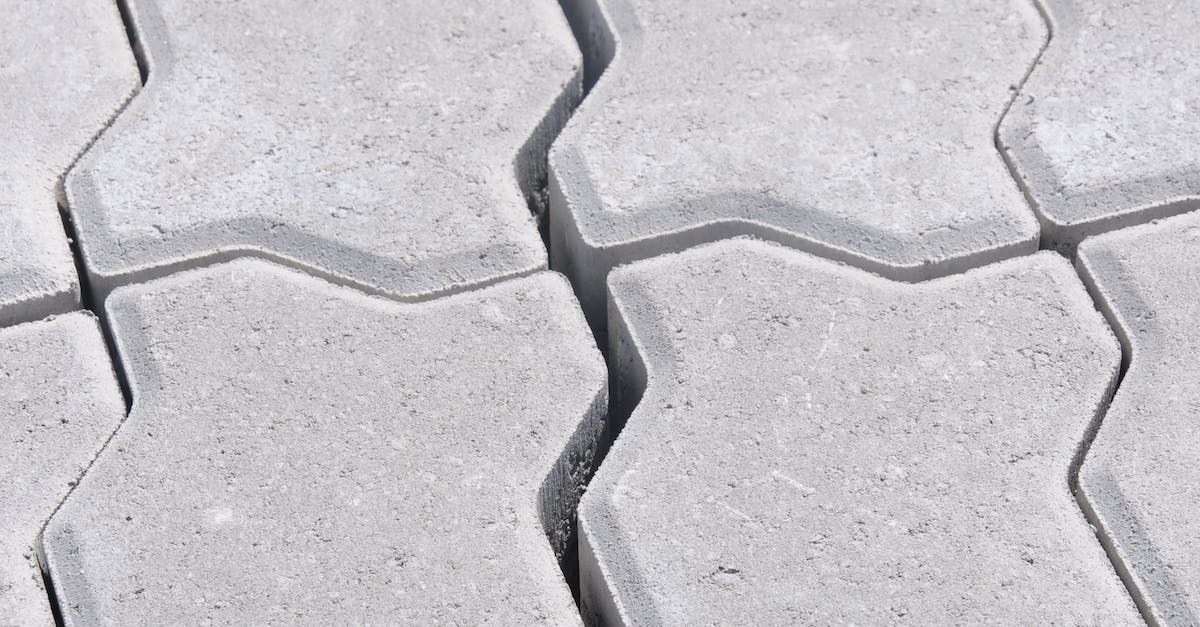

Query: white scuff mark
left=772, top=470, right=816, bottom=496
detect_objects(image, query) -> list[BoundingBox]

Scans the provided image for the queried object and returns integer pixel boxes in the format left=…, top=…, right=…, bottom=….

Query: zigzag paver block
left=0, top=0, right=137, bottom=326
left=549, top=0, right=1045, bottom=330
left=1078, top=212, right=1200, bottom=624
left=42, top=260, right=605, bottom=624
left=579, top=239, right=1137, bottom=624
left=1001, top=0, right=1200, bottom=247
left=67, top=0, right=581, bottom=300
left=0, top=313, right=125, bottom=626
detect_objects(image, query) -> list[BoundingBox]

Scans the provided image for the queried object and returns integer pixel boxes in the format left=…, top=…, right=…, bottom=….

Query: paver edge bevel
left=578, top=238, right=1135, bottom=624
left=548, top=0, right=1046, bottom=338
left=999, top=0, right=1200, bottom=252
left=40, top=258, right=609, bottom=623
left=1074, top=224, right=1193, bottom=625
left=66, top=0, right=587, bottom=305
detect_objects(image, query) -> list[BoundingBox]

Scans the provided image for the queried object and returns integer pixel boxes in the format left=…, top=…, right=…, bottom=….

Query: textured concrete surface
left=42, top=260, right=605, bottom=624
left=0, top=313, right=125, bottom=627
left=0, top=0, right=138, bottom=326
left=1077, top=213, right=1200, bottom=624
left=1001, top=0, right=1200, bottom=248
left=549, top=0, right=1045, bottom=331
left=66, top=0, right=581, bottom=300
left=579, top=239, right=1136, bottom=625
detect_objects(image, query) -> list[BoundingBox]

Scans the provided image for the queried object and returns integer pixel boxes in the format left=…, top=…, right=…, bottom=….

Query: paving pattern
left=2, top=0, right=1197, bottom=624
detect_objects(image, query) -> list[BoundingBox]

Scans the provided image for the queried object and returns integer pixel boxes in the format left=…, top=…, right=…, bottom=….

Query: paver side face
left=1078, top=213, right=1200, bottom=624
left=1000, top=0, right=1200, bottom=243
left=0, top=0, right=138, bottom=326
left=549, top=0, right=1044, bottom=324
left=579, top=240, right=1137, bottom=624
left=42, top=261, right=605, bottom=625
left=0, top=313, right=125, bottom=626
left=67, top=0, right=581, bottom=299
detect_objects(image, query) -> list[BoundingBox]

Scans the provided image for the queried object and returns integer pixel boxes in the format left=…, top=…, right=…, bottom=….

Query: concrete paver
left=0, top=0, right=138, bottom=327
left=1077, top=212, right=1200, bottom=624
left=0, top=313, right=125, bottom=627
left=549, top=0, right=1045, bottom=330
left=42, top=259, right=605, bottom=624
left=66, top=0, right=581, bottom=300
left=1000, top=0, right=1200, bottom=248
left=579, top=239, right=1137, bottom=624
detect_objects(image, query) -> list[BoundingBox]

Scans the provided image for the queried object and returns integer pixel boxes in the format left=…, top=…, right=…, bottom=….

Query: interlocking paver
left=1000, top=0, right=1200, bottom=248
left=66, top=0, right=581, bottom=300
left=549, top=0, right=1045, bottom=330
left=1077, top=212, right=1200, bottom=624
left=579, top=239, right=1136, bottom=624
left=0, top=313, right=125, bottom=626
left=0, top=0, right=137, bottom=327
left=42, top=259, right=605, bottom=624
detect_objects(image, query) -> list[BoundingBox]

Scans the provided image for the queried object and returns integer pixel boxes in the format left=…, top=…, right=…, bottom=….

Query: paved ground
left=2, top=0, right=1196, bottom=625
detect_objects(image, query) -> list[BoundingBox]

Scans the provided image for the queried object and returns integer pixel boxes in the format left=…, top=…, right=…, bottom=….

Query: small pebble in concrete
left=67, top=0, right=582, bottom=300
left=1078, top=212, right=1200, bottom=624
left=579, top=238, right=1138, bottom=624
left=0, top=313, right=125, bottom=625
left=0, top=0, right=138, bottom=326
left=1000, top=0, right=1200, bottom=248
left=549, top=0, right=1045, bottom=332
left=43, top=259, right=605, bottom=624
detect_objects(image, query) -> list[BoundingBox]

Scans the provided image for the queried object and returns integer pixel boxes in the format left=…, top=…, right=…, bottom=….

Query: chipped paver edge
left=578, top=238, right=1137, bottom=624
left=548, top=0, right=1046, bottom=338
left=39, top=258, right=608, bottom=623
left=999, top=0, right=1200, bottom=252
left=66, top=0, right=585, bottom=306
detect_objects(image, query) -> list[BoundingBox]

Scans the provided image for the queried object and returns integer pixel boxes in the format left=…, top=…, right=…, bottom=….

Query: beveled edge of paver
left=0, top=272, right=79, bottom=329
left=66, top=0, right=586, bottom=306
left=548, top=0, right=1039, bottom=337
left=1074, top=213, right=1200, bottom=624
left=999, top=1, right=1200, bottom=251
left=577, top=237, right=1124, bottom=624
left=41, top=258, right=607, bottom=624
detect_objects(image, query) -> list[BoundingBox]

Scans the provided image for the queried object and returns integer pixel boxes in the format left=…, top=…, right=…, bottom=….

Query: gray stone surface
left=67, top=0, right=581, bottom=300
left=579, top=239, right=1137, bottom=624
left=0, top=0, right=138, bottom=327
left=0, top=313, right=125, bottom=627
left=549, top=0, right=1044, bottom=331
left=1000, top=0, right=1200, bottom=248
left=1077, top=212, right=1200, bottom=624
left=42, top=259, right=605, bottom=624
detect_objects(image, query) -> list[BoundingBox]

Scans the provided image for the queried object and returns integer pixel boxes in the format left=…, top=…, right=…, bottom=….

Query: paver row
left=0, top=0, right=137, bottom=327
left=0, top=0, right=1196, bottom=623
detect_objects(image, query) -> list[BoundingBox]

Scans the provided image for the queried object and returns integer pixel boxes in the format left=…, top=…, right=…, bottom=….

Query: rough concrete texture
left=42, top=259, right=606, bottom=624
left=579, top=239, right=1138, bottom=625
left=0, top=0, right=138, bottom=327
left=1077, top=212, right=1200, bottom=624
left=549, top=0, right=1045, bottom=331
left=1000, top=0, right=1200, bottom=248
left=0, top=313, right=125, bottom=627
left=66, top=0, right=581, bottom=300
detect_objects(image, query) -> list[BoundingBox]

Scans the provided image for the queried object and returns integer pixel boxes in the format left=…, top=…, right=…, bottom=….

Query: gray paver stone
left=1000, top=0, right=1200, bottom=248
left=579, top=238, right=1138, bottom=624
left=1077, top=212, right=1200, bottom=624
left=42, top=259, right=606, bottom=624
left=0, top=0, right=138, bottom=326
left=549, top=0, right=1045, bottom=333
left=0, top=313, right=125, bottom=626
left=67, top=0, right=582, bottom=300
